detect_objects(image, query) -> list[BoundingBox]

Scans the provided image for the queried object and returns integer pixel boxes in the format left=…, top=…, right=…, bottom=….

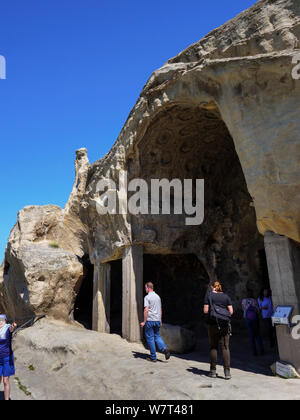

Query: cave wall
left=128, top=105, right=266, bottom=318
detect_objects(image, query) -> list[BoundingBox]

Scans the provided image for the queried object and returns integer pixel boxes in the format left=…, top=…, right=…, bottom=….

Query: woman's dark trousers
left=208, top=324, right=230, bottom=370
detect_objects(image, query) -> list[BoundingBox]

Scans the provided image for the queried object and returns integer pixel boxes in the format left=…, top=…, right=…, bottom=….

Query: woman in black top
left=204, top=281, right=233, bottom=380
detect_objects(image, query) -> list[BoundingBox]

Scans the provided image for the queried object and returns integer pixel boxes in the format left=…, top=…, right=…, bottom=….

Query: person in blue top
left=242, top=290, right=264, bottom=356
left=0, top=315, right=17, bottom=400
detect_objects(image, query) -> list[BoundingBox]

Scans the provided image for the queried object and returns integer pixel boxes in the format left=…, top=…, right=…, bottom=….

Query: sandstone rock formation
left=0, top=149, right=90, bottom=321
left=1, top=0, right=300, bottom=334
left=84, top=0, right=300, bottom=254
left=81, top=0, right=300, bottom=319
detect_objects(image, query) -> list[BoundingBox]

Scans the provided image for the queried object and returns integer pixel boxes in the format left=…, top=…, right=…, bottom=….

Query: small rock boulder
left=270, top=362, right=300, bottom=379
left=160, top=323, right=196, bottom=354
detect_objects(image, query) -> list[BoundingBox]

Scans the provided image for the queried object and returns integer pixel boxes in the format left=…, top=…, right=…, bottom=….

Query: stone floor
left=1, top=318, right=300, bottom=400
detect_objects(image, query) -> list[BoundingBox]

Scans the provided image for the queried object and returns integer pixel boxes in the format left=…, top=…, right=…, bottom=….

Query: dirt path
left=3, top=318, right=300, bottom=400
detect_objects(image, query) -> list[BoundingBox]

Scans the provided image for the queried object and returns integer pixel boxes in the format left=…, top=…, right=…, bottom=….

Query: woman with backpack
left=204, top=281, right=233, bottom=380
left=242, top=290, right=264, bottom=356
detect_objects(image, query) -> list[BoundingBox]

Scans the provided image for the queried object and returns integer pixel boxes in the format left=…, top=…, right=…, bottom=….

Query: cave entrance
left=144, top=254, right=210, bottom=334
left=92, top=104, right=272, bottom=341
left=134, top=103, right=269, bottom=324
left=74, top=255, right=94, bottom=330
left=110, top=259, right=123, bottom=336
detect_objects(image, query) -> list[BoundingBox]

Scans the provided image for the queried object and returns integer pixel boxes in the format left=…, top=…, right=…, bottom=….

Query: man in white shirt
left=140, top=282, right=170, bottom=362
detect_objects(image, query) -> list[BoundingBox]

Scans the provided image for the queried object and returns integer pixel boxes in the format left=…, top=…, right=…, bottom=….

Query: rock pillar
left=122, top=245, right=144, bottom=342
left=264, top=231, right=300, bottom=372
left=92, top=262, right=111, bottom=333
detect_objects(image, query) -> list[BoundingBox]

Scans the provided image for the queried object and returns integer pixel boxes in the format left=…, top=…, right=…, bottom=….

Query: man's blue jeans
left=144, top=321, right=167, bottom=360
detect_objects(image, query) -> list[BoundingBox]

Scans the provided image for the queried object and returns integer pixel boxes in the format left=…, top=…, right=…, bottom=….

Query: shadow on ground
left=132, top=351, right=166, bottom=363
left=181, top=335, right=278, bottom=377
left=133, top=333, right=279, bottom=377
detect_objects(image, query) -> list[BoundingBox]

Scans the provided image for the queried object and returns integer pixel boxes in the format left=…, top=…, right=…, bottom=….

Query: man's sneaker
left=163, top=348, right=171, bottom=360
left=224, top=368, right=231, bottom=380
left=146, top=357, right=157, bottom=362
left=208, top=369, right=217, bottom=378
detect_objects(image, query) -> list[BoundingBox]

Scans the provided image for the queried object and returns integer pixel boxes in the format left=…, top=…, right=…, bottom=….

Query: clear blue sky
left=0, top=0, right=256, bottom=261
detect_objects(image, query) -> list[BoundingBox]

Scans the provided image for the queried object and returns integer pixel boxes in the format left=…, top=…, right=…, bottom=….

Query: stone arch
left=127, top=101, right=267, bottom=322
left=81, top=0, right=300, bottom=364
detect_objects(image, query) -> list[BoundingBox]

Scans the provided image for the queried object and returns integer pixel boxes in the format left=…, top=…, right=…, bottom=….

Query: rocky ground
left=1, top=318, right=300, bottom=401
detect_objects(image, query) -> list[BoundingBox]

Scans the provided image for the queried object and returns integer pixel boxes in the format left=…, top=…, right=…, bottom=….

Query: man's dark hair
left=260, top=287, right=272, bottom=300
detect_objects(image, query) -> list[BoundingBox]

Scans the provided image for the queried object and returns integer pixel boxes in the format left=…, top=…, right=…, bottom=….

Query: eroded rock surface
left=83, top=0, right=300, bottom=268
left=0, top=150, right=90, bottom=321
left=1, top=0, right=300, bottom=327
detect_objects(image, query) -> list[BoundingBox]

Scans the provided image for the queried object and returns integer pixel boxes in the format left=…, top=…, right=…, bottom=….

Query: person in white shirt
left=140, top=282, right=170, bottom=362
left=258, top=288, right=276, bottom=348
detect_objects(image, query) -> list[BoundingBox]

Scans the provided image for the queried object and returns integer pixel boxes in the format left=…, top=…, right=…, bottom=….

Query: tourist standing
left=140, top=282, right=170, bottom=362
left=242, top=290, right=264, bottom=356
left=0, top=315, right=17, bottom=400
left=258, top=288, right=276, bottom=349
left=204, top=281, right=233, bottom=380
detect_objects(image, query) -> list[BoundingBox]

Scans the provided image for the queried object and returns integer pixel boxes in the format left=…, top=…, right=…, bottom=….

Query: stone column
left=92, top=262, right=111, bottom=333
left=264, top=231, right=300, bottom=372
left=122, top=245, right=144, bottom=342
left=264, top=232, right=300, bottom=312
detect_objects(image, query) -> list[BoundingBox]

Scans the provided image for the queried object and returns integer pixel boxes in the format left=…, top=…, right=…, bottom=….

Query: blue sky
left=0, top=0, right=256, bottom=260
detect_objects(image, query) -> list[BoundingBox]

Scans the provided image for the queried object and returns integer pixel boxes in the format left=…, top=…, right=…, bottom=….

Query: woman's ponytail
left=212, top=281, right=223, bottom=293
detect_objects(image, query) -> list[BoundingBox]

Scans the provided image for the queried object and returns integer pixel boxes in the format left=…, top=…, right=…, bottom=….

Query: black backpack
left=208, top=292, right=231, bottom=330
